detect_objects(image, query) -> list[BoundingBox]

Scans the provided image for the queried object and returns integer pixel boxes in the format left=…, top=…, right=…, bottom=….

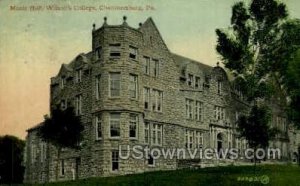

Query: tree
left=216, top=0, right=290, bottom=163
left=0, top=135, right=25, bottom=184
left=38, top=106, right=84, bottom=179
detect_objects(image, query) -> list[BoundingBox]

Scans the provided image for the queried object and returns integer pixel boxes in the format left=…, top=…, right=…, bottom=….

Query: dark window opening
left=148, top=155, right=154, bottom=165
left=112, top=150, right=119, bottom=171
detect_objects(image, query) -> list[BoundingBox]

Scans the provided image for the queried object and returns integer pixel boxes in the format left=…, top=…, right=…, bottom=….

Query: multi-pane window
left=152, top=124, right=163, bottom=145
left=96, top=75, right=101, bottom=100
left=143, top=87, right=150, bottom=109
left=129, top=74, right=138, bottom=99
left=145, top=122, right=149, bottom=144
left=109, top=43, right=121, bottom=57
left=95, top=115, right=102, bottom=140
left=60, top=159, right=65, bottom=176
left=60, top=76, right=66, bottom=89
left=129, top=46, right=138, bottom=59
left=195, top=101, right=203, bottom=121
left=217, top=81, right=222, bottom=95
left=195, top=131, right=203, bottom=148
left=95, top=46, right=102, bottom=60
left=109, top=72, right=121, bottom=97
left=112, top=150, right=119, bottom=171
left=186, top=99, right=193, bottom=119
left=129, top=114, right=138, bottom=138
left=152, top=59, right=159, bottom=77
left=75, top=94, right=82, bottom=115
left=188, top=74, right=193, bottom=86
left=214, top=106, right=225, bottom=120
left=110, top=113, right=120, bottom=137
left=75, top=69, right=82, bottom=83
left=143, top=57, right=150, bottom=75
left=185, top=130, right=194, bottom=149
left=276, top=117, right=287, bottom=132
left=152, top=89, right=163, bottom=112
left=195, top=76, right=201, bottom=89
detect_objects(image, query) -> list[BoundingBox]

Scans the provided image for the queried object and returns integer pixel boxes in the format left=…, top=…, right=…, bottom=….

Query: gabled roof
left=139, top=17, right=170, bottom=52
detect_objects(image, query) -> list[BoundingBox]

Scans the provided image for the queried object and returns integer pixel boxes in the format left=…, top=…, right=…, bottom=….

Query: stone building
left=24, top=17, right=300, bottom=183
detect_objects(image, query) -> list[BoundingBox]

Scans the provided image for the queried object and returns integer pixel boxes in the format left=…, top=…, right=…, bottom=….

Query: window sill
left=129, top=58, right=138, bottom=62
left=95, top=138, right=102, bottom=141
left=109, top=137, right=120, bottom=140
left=109, top=97, right=121, bottom=99
left=109, top=57, right=121, bottom=60
left=129, top=138, right=138, bottom=141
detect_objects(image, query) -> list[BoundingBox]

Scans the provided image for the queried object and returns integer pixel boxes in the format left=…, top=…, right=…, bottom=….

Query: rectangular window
left=188, top=74, right=193, bottom=86
left=143, top=57, right=150, bottom=75
left=110, top=113, right=120, bottom=137
left=112, top=150, right=119, bottom=171
left=129, top=114, right=138, bottom=138
left=152, top=59, right=159, bottom=77
left=185, top=130, right=193, bottom=149
left=95, top=46, right=102, bottom=60
left=214, top=106, right=225, bottom=120
left=143, top=87, right=150, bottom=109
left=217, top=81, right=222, bottom=95
left=75, top=94, right=82, bottom=115
left=145, top=122, right=149, bottom=144
left=95, top=115, right=102, bottom=140
left=75, top=69, right=82, bottom=83
left=109, top=72, right=121, bottom=97
left=186, top=99, right=193, bottom=119
left=152, top=123, right=162, bottom=145
left=195, top=101, right=203, bottom=121
left=129, top=46, right=138, bottom=59
left=152, top=89, right=163, bottom=112
left=109, top=43, right=121, bottom=57
left=60, top=159, right=65, bottom=176
left=60, top=76, right=66, bottom=89
left=195, top=76, right=201, bottom=89
left=129, top=74, right=138, bottom=99
left=195, top=131, right=203, bottom=148
left=96, top=75, right=101, bottom=100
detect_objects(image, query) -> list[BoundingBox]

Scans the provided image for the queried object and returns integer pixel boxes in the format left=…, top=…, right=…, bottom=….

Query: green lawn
left=37, top=165, right=300, bottom=186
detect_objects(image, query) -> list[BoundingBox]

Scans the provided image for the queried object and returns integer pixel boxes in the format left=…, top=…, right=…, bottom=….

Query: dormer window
left=109, top=43, right=121, bottom=57
left=95, top=46, right=102, bottom=60
left=188, top=74, right=193, bottom=86
left=129, top=46, right=137, bottom=59
left=195, top=76, right=201, bottom=89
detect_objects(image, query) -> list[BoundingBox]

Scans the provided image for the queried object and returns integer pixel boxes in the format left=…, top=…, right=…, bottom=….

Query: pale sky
left=0, top=0, right=300, bottom=139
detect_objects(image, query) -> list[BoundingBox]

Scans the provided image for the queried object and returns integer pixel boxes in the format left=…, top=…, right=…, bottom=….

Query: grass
left=33, top=164, right=300, bottom=186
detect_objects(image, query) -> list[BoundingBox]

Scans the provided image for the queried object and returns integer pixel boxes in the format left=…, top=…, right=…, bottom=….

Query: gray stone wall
left=24, top=17, right=300, bottom=184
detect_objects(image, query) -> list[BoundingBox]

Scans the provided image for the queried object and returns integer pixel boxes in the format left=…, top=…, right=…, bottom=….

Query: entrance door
left=217, top=133, right=223, bottom=158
